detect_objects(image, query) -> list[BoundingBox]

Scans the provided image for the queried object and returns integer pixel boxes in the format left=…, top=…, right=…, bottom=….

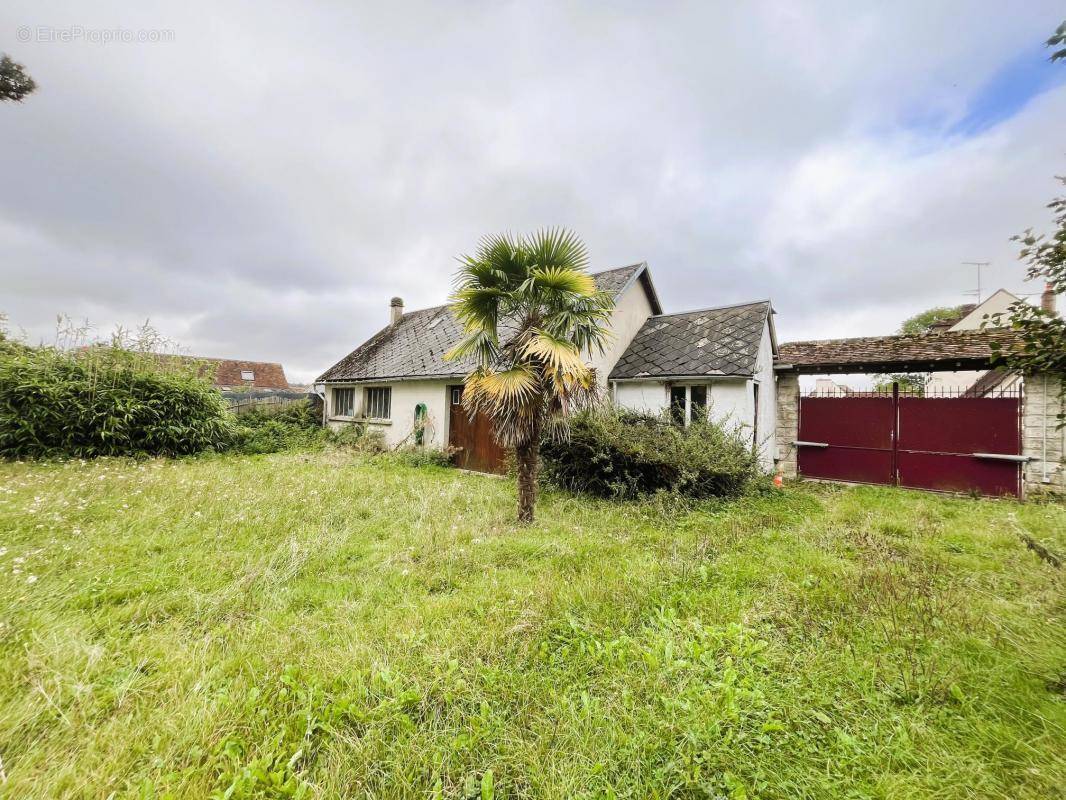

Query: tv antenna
left=961, top=261, right=989, bottom=304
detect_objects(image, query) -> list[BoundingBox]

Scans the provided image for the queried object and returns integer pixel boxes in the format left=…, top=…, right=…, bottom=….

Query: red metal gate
left=797, top=388, right=1022, bottom=497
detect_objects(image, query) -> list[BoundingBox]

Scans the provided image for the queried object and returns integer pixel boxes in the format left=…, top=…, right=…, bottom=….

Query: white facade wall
left=587, top=278, right=655, bottom=389
left=752, top=323, right=778, bottom=469
left=325, top=379, right=452, bottom=449
left=613, top=381, right=670, bottom=415
left=950, top=290, right=1018, bottom=330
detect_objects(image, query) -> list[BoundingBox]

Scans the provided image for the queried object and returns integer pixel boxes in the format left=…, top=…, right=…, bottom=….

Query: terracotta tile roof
left=317, top=264, right=653, bottom=383
left=776, top=328, right=1025, bottom=373
left=214, top=360, right=288, bottom=388
left=609, top=301, right=771, bottom=380
left=166, top=360, right=287, bottom=392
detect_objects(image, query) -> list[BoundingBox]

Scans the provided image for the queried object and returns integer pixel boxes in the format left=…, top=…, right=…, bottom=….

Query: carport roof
left=776, top=328, right=1025, bottom=374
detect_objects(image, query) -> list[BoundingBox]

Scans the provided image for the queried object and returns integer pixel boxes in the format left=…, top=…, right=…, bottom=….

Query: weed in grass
left=856, top=561, right=974, bottom=703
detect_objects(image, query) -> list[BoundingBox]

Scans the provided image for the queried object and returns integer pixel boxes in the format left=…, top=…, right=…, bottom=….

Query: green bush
left=389, top=444, right=454, bottom=469
left=229, top=400, right=327, bottom=455
left=329, top=422, right=387, bottom=454
left=0, top=343, right=232, bottom=458
left=540, top=406, right=762, bottom=499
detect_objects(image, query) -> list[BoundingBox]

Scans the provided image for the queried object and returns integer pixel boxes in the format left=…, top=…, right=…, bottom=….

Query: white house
left=926, top=289, right=1019, bottom=394
left=315, top=263, right=779, bottom=472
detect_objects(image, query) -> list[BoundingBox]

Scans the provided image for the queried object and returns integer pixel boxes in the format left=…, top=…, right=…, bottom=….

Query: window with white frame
left=240, top=370, right=255, bottom=381
left=669, top=384, right=711, bottom=425
left=364, top=386, right=391, bottom=420
left=333, top=387, right=356, bottom=417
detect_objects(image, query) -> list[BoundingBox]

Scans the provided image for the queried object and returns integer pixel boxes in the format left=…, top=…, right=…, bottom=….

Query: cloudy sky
left=2, top=2, right=1064, bottom=383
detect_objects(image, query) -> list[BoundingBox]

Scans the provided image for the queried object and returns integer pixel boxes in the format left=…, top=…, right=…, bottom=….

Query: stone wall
left=1023, top=372, right=1065, bottom=497
left=775, top=372, right=799, bottom=478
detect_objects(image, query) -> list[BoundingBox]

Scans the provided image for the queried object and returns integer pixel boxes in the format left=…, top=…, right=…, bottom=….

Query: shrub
left=540, top=406, right=762, bottom=499
left=390, top=445, right=455, bottom=469
left=329, top=422, right=387, bottom=454
left=229, top=400, right=327, bottom=455
left=0, top=338, right=232, bottom=458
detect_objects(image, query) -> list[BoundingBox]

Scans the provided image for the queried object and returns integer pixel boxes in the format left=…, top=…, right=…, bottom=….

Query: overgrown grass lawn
left=1, top=451, right=1063, bottom=799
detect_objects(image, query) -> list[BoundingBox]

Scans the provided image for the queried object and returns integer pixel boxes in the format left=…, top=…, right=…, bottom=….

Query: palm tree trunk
left=515, top=441, right=538, bottom=523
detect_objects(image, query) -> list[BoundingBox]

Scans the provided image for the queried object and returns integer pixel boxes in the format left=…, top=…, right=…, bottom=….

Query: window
left=451, top=387, right=462, bottom=405
left=669, top=386, right=687, bottom=425
left=241, top=370, right=255, bottom=381
left=333, top=387, right=356, bottom=417
left=670, top=384, right=712, bottom=426
left=365, top=386, right=391, bottom=420
left=690, top=385, right=707, bottom=422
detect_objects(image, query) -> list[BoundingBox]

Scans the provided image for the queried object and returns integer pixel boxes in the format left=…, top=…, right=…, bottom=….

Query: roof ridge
left=168, top=354, right=285, bottom=367
left=396, top=302, right=452, bottom=319
left=649, top=299, right=770, bottom=319
left=590, top=262, right=645, bottom=276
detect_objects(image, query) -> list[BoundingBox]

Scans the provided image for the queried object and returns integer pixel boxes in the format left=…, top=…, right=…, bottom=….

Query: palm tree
left=446, top=229, right=614, bottom=522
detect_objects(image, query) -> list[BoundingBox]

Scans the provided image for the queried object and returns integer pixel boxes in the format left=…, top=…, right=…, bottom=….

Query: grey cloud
left=1, top=0, right=1064, bottom=383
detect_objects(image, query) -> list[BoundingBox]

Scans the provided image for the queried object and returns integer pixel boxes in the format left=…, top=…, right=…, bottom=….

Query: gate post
left=776, top=372, right=800, bottom=478
left=891, top=381, right=900, bottom=486
left=1023, top=372, right=1065, bottom=497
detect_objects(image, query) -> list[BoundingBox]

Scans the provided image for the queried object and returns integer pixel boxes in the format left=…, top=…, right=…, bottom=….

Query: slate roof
left=317, top=264, right=652, bottom=382
left=776, top=328, right=1026, bottom=373
left=608, top=301, right=772, bottom=380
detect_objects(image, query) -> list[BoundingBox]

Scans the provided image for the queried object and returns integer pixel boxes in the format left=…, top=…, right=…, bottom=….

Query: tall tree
left=989, top=21, right=1066, bottom=425
left=0, top=54, right=37, bottom=102
left=446, top=229, right=614, bottom=522
left=871, top=306, right=968, bottom=391
left=898, top=305, right=970, bottom=336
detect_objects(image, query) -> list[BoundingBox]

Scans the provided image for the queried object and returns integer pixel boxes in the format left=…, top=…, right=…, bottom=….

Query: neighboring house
left=188, top=357, right=290, bottom=390
left=812, top=377, right=853, bottom=396
left=926, top=289, right=1019, bottom=393
left=316, top=263, right=779, bottom=471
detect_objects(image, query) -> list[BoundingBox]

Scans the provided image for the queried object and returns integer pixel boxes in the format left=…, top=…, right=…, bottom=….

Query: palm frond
left=444, top=329, right=499, bottom=367
left=522, top=329, right=586, bottom=375
left=523, top=266, right=597, bottom=297
left=523, top=227, right=590, bottom=273
left=450, top=286, right=504, bottom=332
left=465, top=365, right=539, bottom=410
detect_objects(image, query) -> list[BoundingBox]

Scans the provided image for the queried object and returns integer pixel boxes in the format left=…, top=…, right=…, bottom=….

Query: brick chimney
left=1041, top=283, right=1057, bottom=317
left=390, top=296, right=404, bottom=325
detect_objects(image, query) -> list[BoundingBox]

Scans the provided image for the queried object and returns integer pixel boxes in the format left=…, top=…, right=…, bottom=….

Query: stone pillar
left=776, top=372, right=800, bottom=478
left=1023, top=373, right=1065, bottom=497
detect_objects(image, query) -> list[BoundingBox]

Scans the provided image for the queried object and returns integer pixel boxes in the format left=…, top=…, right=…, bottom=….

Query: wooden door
left=447, top=385, right=508, bottom=474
